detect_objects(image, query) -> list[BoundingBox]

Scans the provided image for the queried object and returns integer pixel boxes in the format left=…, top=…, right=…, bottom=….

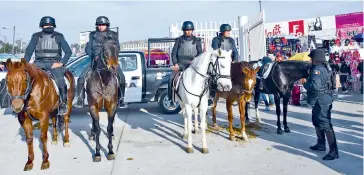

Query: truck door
left=119, top=53, right=143, bottom=103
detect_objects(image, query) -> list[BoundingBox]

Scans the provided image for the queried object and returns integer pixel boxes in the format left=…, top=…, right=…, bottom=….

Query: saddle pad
left=51, top=77, right=70, bottom=96
left=262, top=62, right=274, bottom=79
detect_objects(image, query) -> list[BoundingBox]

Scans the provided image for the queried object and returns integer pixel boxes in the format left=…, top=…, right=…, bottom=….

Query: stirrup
left=58, top=102, right=68, bottom=115
left=74, top=96, right=84, bottom=108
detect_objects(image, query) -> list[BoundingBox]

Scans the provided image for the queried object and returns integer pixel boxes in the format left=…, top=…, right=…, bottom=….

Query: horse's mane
left=279, top=60, right=312, bottom=70
left=190, top=52, right=210, bottom=69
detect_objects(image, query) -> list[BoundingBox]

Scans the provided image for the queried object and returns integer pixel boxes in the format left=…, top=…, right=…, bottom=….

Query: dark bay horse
left=5, top=58, right=75, bottom=171
left=246, top=61, right=312, bottom=134
left=86, top=40, right=124, bottom=162
left=212, top=62, right=259, bottom=141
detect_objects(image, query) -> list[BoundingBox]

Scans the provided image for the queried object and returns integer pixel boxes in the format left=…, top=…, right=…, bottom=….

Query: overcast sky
left=0, top=1, right=362, bottom=44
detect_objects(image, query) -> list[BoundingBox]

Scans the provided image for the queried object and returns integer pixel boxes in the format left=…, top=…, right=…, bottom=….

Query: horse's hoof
left=89, top=136, right=94, bottom=141
left=213, top=124, right=220, bottom=129
left=182, top=134, right=188, bottom=140
left=93, top=156, right=101, bottom=162
left=107, top=154, right=115, bottom=160
left=186, top=147, right=194, bottom=153
left=63, top=142, right=70, bottom=147
left=284, top=128, right=291, bottom=133
left=51, top=140, right=58, bottom=145
left=202, top=148, right=209, bottom=154
left=229, top=136, right=236, bottom=141
left=23, top=163, right=33, bottom=171
left=246, top=119, right=251, bottom=124
left=277, top=129, right=283, bottom=135
left=41, top=161, right=50, bottom=170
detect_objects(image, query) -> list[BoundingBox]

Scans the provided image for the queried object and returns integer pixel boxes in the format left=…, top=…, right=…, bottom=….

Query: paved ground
left=0, top=92, right=362, bottom=175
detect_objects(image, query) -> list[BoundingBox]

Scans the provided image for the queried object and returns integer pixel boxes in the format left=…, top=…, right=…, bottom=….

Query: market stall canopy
left=288, top=52, right=311, bottom=62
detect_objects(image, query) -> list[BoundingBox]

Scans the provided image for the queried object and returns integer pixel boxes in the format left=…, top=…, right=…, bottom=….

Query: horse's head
left=101, top=40, right=120, bottom=72
left=241, top=65, right=260, bottom=101
left=210, top=49, right=233, bottom=91
left=5, top=58, right=32, bottom=113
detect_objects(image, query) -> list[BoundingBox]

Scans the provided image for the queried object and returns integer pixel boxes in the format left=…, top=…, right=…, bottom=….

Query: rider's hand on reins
left=51, top=62, right=63, bottom=69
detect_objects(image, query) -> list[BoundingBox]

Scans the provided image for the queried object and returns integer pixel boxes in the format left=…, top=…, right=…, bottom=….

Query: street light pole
left=12, top=26, right=15, bottom=55
left=259, top=0, right=262, bottom=12
left=0, top=35, right=6, bottom=53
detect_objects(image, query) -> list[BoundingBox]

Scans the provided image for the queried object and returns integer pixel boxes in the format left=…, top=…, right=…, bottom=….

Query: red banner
left=288, top=20, right=304, bottom=37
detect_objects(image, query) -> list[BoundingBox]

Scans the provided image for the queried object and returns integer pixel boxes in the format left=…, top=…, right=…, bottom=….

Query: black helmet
left=309, top=49, right=326, bottom=63
left=95, top=16, right=110, bottom=26
left=39, top=16, right=56, bottom=28
left=220, top=24, right=231, bottom=33
left=181, top=21, right=194, bottom=30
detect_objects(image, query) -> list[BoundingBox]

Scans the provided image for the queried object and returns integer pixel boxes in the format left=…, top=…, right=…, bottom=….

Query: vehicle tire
left=158, top=89, right=181, bottom=114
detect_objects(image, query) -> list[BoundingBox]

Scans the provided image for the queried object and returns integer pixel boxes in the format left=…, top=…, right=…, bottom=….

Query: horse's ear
left=242, top=67, right=249, bottom=74
left=5, top=58, right=12, bottom=70
left=20, top=58, right=27, bottom=66
left=254, top=66, right=260, bottom=73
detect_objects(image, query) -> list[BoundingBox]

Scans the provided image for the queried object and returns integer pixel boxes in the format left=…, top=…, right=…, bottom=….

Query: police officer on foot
left=208, top=24, right=239, bottom=106
left=24, top=16, right=72, bottom=115
left=168, top=21, right=203, bottom=106
left=303, top=49, right=339, bottom=161
left=74, top=16, right=126, bottom=108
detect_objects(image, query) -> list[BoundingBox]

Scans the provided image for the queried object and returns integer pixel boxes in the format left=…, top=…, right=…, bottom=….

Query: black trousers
left=34, top=61, right=66, bottom=88
left=312, top=101, right=333, bottom=131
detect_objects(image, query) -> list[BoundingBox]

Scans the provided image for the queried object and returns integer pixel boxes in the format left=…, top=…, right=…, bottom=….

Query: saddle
left=261, top=62, right=275, bottom=79
left=41, top=69, right=70, bottom=96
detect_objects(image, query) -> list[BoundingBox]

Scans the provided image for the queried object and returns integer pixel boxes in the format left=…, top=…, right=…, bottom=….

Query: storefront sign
left=288, top=20, right=304, bottom=37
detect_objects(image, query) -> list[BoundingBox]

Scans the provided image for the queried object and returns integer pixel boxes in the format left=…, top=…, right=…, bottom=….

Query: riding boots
left=74, top=79, right=86, bottom=108
left=58, top=86, right=68, bottom=115
left=310, top=127, right=326, bottom=151
left=323, top=129, right=339, bottom=160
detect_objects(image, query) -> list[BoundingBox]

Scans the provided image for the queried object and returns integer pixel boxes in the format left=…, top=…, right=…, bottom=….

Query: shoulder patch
left=314, top=70, right=320, bottom=75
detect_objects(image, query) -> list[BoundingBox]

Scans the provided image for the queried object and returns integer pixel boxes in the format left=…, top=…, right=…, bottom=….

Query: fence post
left=238, top=16, right=249, bottom=61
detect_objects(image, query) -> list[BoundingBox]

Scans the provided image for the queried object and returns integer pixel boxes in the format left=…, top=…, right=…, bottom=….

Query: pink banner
left=335, top=12, right=364, bottom=39
left=335, top=12, right=363, bottom=28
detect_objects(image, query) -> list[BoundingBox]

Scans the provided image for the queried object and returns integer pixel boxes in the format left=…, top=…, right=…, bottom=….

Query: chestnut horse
left=5, top=58, right=74, bottom=171
left=86, top=40, right=124, bottom=162
left=212, top=62, right=259, bottom=141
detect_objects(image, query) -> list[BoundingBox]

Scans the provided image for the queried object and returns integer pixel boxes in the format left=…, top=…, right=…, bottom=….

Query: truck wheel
left=158, top=90, right=181, bottom=114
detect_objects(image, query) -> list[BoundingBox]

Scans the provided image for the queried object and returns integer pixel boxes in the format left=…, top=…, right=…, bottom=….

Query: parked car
left=66, top=51, right=181, bottom=114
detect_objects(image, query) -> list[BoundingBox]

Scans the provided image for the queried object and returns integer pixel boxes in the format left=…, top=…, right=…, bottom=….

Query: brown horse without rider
left=212, top=61, right=259, bottom=141
left=5, top=58, right=75, bottom=171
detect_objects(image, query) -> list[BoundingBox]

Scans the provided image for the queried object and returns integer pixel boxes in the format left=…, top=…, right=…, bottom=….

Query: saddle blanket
left=262, top=62, right=274, bottom=79
left=51, top=77, right=70, bottom=96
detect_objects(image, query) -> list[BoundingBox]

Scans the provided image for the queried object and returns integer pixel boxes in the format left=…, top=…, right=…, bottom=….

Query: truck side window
left=119, top=55, right=137, bottom=72
left=68, top=56, right=91, bottom=77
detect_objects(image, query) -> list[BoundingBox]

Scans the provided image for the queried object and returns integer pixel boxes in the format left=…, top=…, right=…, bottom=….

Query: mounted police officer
left=74, top=16, right=126, bottom=108
left=23, top=16, right=72, bottom=115
left=303, top=49, right=339, bottom=161
left=208, top=24, right=239, bottom=106
left=168, top=21, right=203, bottom=105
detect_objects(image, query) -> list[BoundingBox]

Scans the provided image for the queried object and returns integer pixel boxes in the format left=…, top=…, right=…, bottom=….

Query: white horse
left=174, top=49, right=232, bottom=154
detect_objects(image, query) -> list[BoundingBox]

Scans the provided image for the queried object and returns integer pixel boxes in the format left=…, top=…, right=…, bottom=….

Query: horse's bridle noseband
left=6, top=72, right=33, bottom=100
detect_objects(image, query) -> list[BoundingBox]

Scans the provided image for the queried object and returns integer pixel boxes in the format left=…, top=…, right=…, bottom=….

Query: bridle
left=179, top=53, right=230, bottom=107
left=6, top=72, right=33, bottom=101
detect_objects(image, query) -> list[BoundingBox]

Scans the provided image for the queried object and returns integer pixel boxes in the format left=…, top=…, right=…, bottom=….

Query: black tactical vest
left=91, top=31, right=116, bottom=56
left=220, top=38, right=233, bottom=51
left=177, top=39, right=197, bottom=65
left=35, top=33, right=61, bottom=59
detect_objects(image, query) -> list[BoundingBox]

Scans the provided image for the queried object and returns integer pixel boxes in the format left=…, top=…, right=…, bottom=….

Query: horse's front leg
left=182, top=108, right=188, bottom=139
left=193, top=108, right=199, bottom=134
left=18, top=112, right=34, bottom=171
left=104, top=99, right=117, bottom=160
left=184, top=105, right=194, bottom=153
left=89, top=104, right=102, bottom=162
left=200, top=103, right=209, bottom=154
left=226, top=97, right=235, bottom=141
left=239, top=99, right=249, bottom=142
left=274, top=94, right=283, bottom=134
left=51, top=111, right=58, bottom=145
left=211, top=94, right=220, bottom=128
left=39, top=114, right=50, bottom=170
left=283, top=97, right=290, bottom=133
